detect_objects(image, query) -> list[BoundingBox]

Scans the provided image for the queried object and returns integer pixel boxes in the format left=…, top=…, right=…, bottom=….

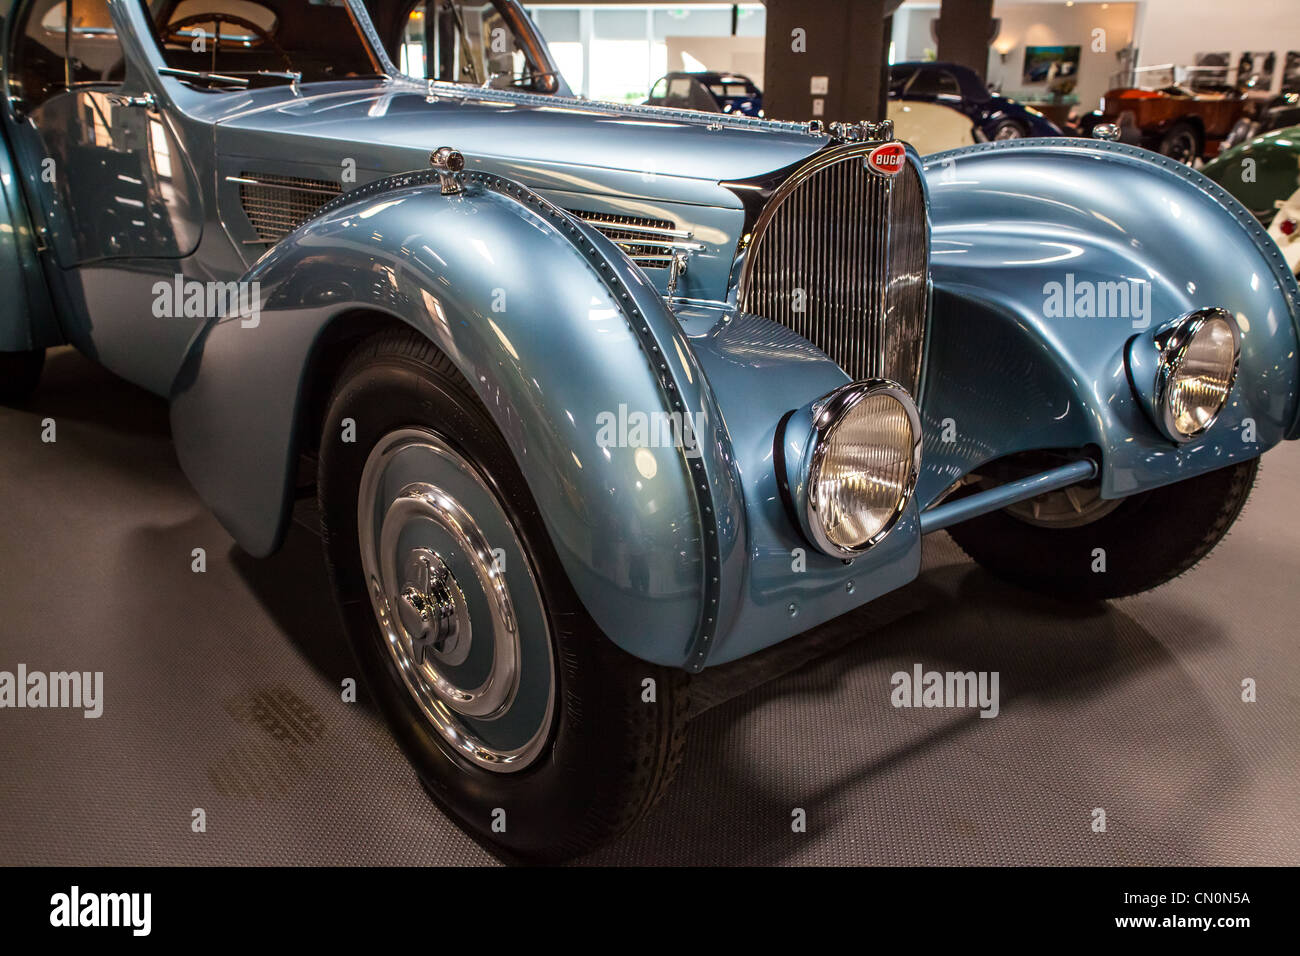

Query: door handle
left=105, top=92, right=157, bottom=112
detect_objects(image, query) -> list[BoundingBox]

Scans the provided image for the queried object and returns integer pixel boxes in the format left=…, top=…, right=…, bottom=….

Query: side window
left=663, top=76, right=692, bottom=107
left=9, top=0, right=126, bottom=111
left=150, top=0, right=380, bottom=84
left=908, top=68, right=961, bottom=98
left=889, top=66, right=915, bottom=95
left=396, top=1, right=553, bottom=92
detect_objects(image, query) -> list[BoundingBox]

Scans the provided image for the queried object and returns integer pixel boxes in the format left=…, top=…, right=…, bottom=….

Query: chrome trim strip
left=226, top=174, right=342, bottom=197
left=584, top=222, right=695, bottom=240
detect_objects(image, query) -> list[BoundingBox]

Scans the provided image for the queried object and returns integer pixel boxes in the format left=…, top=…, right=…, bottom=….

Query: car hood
left=213, top=82, right=824, bottom=186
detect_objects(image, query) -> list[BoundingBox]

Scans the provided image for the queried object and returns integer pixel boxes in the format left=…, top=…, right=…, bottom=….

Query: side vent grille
left=238, top=172, right=343, bottom=244
left=566, top=209, right=699, bottom=269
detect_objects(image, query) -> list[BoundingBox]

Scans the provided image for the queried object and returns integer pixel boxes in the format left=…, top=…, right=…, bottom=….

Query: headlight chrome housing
left=780, top=381, right=922, bottom=558
left=1128, top=308, right=1242, bottom=443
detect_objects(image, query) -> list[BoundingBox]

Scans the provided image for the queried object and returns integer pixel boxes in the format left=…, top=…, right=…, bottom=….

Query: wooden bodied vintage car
left=1098, top=85, right=1249, bottom=163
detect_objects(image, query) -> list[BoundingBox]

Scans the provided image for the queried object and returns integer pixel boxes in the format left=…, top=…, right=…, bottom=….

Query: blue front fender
left=169, top=171, right=743, bottom=669
left=915, top=138, right=1300, bottom=506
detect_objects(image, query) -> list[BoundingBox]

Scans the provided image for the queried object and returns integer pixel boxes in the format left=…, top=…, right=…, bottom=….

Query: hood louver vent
left=236, top=172, right=343, bottom=244
left=566, top=209, right=700, bottom=269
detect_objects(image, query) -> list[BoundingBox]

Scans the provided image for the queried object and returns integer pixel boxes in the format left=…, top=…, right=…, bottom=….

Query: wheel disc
left=1004, top=482, right=1123, bottom=528
left=358, top=428, right=555, bottom=772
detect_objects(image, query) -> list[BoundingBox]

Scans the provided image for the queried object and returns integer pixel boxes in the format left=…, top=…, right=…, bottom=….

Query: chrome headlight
left=1129, top=308, right=1241, bottom=443
left=780, top=381, right=922, bottom=558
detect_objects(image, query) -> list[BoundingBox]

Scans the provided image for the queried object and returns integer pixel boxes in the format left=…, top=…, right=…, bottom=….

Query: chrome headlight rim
left=804, top=380, right=923, bottom=559
left=1151, top=307, right=1242, bottom=443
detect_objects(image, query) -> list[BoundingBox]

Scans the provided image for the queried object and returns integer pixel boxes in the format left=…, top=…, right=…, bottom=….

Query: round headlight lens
left=1163, top=312, right=1239, bottom=440
left=809, top=387, right=919, bottom=554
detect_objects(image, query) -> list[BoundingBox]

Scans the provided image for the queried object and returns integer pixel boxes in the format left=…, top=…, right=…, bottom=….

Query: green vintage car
left=1202, top=125, right=1300, bottom=224
left=1202, top=125, right=1300, bottom=274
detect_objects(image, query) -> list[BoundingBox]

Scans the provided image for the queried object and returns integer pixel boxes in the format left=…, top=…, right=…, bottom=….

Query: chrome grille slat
left=737, top=145, right=929, bottom=397
left=238, top=172, right=343, bottom=244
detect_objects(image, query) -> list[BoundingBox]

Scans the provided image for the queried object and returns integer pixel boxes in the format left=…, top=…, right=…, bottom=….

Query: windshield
left=144, top=0, right=384, bottom=86
left=379, top=0, right=558, bottom=93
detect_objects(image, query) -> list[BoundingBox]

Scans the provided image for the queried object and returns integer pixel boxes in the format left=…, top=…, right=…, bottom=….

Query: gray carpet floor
left=1, top=347, right=1296, bottom=866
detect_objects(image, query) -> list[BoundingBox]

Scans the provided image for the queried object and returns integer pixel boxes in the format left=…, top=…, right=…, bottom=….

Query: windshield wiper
left=158, top=66, right=250, bottom=88
left=158, top=67, right=306, bottom=92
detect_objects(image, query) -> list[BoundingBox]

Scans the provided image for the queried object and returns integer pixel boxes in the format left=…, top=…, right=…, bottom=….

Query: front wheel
left=945, top=459, right=1258, bottom=601
left=0, top=348, right=45, bottom=403
left=318, top=329, right=688, bottom=861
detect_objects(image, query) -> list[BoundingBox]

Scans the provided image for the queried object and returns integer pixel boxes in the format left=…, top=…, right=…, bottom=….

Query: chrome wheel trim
left=358, top=428, right=555, bottom=772
left=1004, top=482, right=1123, bottom=528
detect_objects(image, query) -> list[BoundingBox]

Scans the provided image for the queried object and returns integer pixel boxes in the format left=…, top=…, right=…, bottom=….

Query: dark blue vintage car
left=1, top=0, right=1296, bottom=860
left=646, top=71, right=764, bottom=117
left=890, top=60, right=1063, bottom=145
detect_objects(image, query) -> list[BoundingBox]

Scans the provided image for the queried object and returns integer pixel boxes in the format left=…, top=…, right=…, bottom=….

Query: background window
left=9, top=0, right=126, bottom=110
left=524, top=4, right=765, bottom=104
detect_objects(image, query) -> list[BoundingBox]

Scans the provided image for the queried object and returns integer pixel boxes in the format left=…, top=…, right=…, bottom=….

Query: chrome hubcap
left=398, top=549, right=470, bottom=668
left=359, top=428, right=555, bottom=771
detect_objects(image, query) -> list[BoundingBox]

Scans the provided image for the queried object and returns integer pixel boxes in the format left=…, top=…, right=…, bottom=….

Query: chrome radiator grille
left=238, top=172, right=343, bottom=244
left=567, top=209, right=699, bottom=269
left=737, top=145, right=930, bottom=396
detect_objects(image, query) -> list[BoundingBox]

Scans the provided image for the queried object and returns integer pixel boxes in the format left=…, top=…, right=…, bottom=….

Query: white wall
left=892, top=7, right=938, bottom=63
left=985, top=2, right=1138, bottom=112
left=892, top=1, right=1138, bottom=111
left=665, top=36, right=765, bottom=82
left=1135, top=0, right=1300, bottom=93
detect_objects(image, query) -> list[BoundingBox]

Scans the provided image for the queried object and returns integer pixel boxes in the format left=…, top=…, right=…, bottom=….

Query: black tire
left=1159, top=120, right=1202, bottom=165
left=945, top=459, right=1258, bottom=601
left=318, top=329, right=689, bottom=861
left=0, top=348, right=45, bottom=402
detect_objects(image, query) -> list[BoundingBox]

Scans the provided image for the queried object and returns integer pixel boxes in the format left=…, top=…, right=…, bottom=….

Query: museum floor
left=1, top=347, right=1296, bottom=866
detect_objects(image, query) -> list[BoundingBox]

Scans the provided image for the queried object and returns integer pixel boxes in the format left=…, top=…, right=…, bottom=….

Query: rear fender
left=169, top=171, right=743, bottom=669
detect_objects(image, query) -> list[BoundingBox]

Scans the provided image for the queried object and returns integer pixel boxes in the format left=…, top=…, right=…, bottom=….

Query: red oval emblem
left=866, top=142, right=907, bottom=177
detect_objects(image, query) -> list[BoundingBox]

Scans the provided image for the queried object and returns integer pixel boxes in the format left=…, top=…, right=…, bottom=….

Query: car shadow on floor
left=577, top=558, right=1236, bottom=866
left=18, top=347, right=172, bottom=439
left=229, top=528, right=363, bottom=710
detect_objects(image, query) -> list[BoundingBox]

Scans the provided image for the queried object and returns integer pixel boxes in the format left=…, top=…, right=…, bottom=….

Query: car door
left=3, top=0, right=204, bottom=391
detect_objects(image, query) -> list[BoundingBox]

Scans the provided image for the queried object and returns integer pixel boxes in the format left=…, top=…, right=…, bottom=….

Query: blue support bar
left=920, top=459, right=1100, bottom=534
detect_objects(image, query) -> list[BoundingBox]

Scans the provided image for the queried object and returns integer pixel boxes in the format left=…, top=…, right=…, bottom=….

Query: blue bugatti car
left=0, top=0, right=1294, bottom=860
